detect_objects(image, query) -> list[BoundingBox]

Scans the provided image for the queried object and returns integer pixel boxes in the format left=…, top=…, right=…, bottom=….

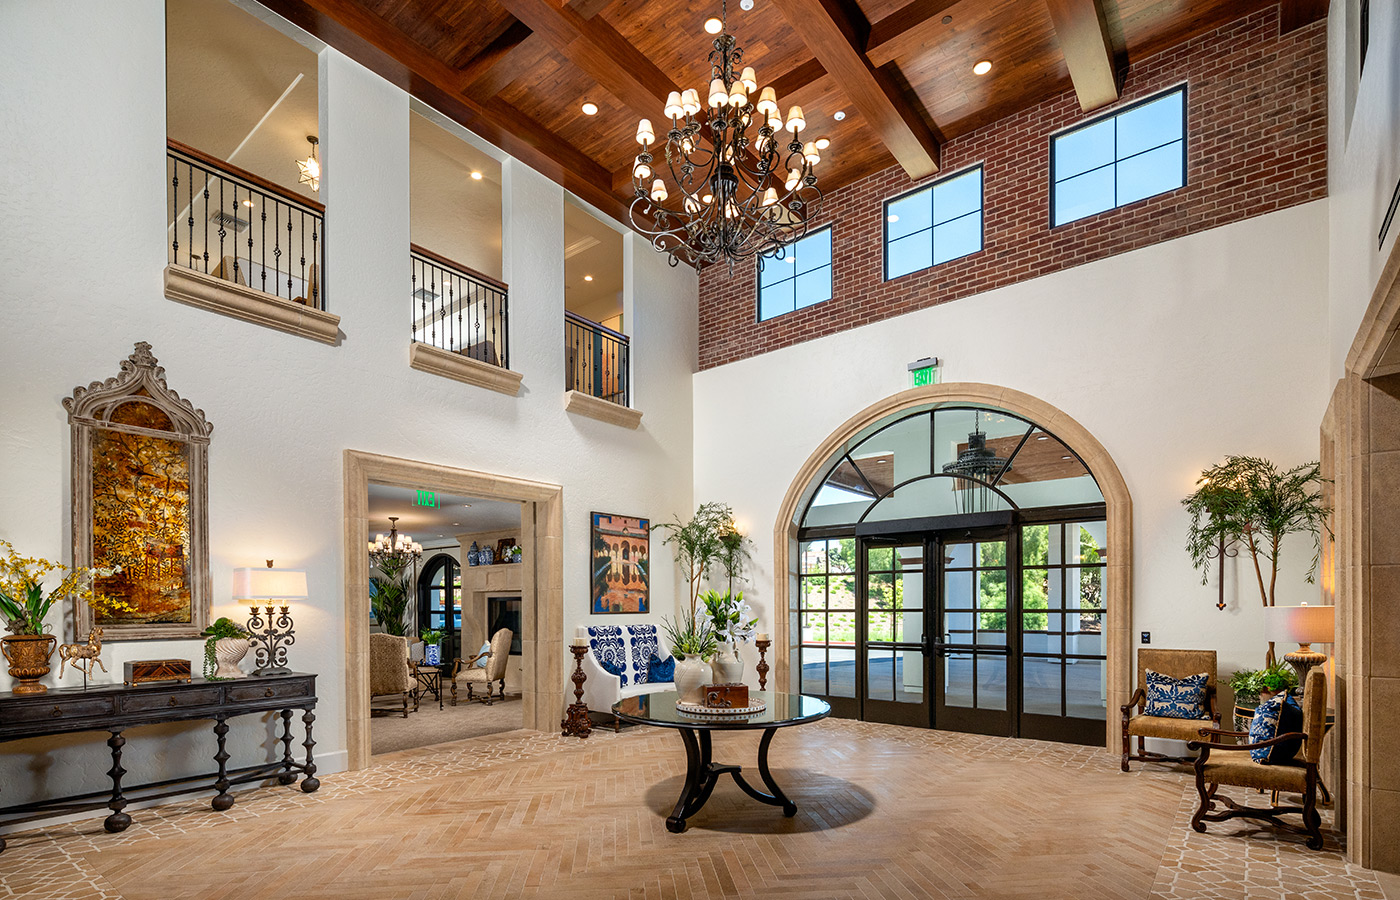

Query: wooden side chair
left=1121, top=648, right=1219, bottom=771
left=1186, top=667, right=1328, bottom=850
left=452, top=628, right=513, bottom=706
left=369, top=632, right=413, bottom=718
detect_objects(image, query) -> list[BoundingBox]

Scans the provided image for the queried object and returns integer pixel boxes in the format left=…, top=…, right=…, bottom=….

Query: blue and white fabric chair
left=580, top=624, right=675, bottom=728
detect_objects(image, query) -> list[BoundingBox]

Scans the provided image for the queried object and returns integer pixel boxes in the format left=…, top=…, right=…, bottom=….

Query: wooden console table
left=0, top=672, right=319, bottom=853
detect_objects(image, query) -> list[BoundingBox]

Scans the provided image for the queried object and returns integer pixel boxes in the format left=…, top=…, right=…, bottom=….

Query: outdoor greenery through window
left=884, top=166, right=983, bottom=280
left=1051, top=87, right=1186, bottom=226
left=758, top=226, right=832, bottom=321
left=799, top=537, right=856, bottom=698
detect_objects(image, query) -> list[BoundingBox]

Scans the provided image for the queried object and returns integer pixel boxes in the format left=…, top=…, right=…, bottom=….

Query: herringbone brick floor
left=0, top=719, right=1389, bottom=899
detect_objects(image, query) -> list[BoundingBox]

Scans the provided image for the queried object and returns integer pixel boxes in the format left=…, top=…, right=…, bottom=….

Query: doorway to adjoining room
left=366, top=483, right=525, bottom=756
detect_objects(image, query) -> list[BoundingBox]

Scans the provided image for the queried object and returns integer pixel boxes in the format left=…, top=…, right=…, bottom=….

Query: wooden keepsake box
left=123, top=659, right=193, bottom=686
left=703, top=683, right=749, bottom=709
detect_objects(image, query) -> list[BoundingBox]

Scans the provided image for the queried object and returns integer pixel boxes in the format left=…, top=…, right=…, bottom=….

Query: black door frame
left=857, top=536, right=931, bottom=728
left=417, top=553, right=461, bottom=661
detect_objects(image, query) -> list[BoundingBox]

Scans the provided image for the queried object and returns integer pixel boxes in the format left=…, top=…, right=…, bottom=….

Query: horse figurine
left=59, top=627, right=106, bottom=679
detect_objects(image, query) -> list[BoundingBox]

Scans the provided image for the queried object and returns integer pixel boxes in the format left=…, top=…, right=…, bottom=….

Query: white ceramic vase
left=711, top=640, right=745, bottom=685
left=214, top=637, right=250, bottom=679
left=672, top=654, right=711, bottom=705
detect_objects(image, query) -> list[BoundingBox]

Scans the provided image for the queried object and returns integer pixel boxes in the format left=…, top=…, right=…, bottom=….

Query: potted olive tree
left=1183, top=455, right=1329, bottom=665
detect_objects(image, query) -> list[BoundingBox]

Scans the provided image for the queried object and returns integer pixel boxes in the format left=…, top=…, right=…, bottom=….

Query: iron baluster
left=170, top=159, right=179, bottom=263
left=187, top=162, right=194, bottom=269
left=201, top=173, right=210, bottom=273
left=259, top=197, right=267, bottom=293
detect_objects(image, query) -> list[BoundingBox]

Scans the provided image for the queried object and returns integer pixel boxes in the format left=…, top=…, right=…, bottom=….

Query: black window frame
left=881, top=163, right=986, bottom=283
left=755, top=224, right=835, bottom=323
left=1048, top=84, right=1189, bottom=229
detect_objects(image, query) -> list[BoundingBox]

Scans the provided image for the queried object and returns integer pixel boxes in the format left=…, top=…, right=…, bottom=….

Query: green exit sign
left=907, top=357, right=940, bottom=387
left=415, top=489, right=438, bottom=508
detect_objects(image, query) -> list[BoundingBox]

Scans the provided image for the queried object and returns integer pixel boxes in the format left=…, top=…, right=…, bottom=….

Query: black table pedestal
left=666, top=727, right=797, bottom=833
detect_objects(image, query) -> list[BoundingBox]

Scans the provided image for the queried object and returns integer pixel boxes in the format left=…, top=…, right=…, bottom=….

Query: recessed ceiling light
left=887, top=214, right=899, bottom=223
left=452, top=523, right=460, bottom=526
left=833, top=110, right=846, bottom=121
left=1061, top=455, right=1073, bottom=461
left=584, top=275, right=594, bottom=281
left=581, top=100, right=599, bottom=116
left=704, top=16, right=723, bottom=33
left=815, top=136, right=830, bottom=150
left=739, top=0, right=754, bottom=9
left=942, top=15, right=952, bottom=24
left=470, top=171, right=483, bottom=180
left=973, top=59, right=993, bottom=76
left=242, top=199, right=254, bottom=208
left=1035, top=434, right=1049, bottom=441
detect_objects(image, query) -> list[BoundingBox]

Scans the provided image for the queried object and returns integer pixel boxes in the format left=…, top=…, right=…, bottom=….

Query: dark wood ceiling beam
left=770, top=0, right=940, bottom=178
left=257, top=0, right=627, bottom=221
left=865, top=0, right=959, bottom=67
left=497, top=0, right=678, bottom=117
left=1279, top=0, right=1329, bottom=34
left=1043, top=0, right=1120, bottom=111
left=454, top=20, right=535, bottom=93
left=460, top=33, right=555, bottom=101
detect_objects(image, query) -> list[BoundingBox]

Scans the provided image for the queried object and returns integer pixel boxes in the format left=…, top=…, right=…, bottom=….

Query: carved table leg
left=277, top=709, right=298, bottom=785
left=104, top=728, right=131, bottom=833
left=211, top=715, right=235, bottom=811
left=300, top=708, right=320, bottom=793
left=755, top=727, right=797, bottom=816
left=665, top=727, right=796, bottom=833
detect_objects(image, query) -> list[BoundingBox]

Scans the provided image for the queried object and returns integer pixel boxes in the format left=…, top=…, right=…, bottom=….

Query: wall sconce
left=234, top=561, right=308, bottom=677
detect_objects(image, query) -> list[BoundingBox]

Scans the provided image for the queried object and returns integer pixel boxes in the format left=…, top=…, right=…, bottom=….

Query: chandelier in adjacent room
left=296, top=135, right=320, bottom=192
left=629, top=0, right=827, bottom=269
left=368, top=516, right=422, bottom=569
left=942, top=412, right=1013, bottom=514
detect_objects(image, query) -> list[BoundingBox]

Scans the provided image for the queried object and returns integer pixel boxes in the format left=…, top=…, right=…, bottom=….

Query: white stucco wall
left=1328, top=0, right=1400, bottom=379
left=694, top=200, right=1332, bottom=692
left=0, top=0, right=696, bottom=808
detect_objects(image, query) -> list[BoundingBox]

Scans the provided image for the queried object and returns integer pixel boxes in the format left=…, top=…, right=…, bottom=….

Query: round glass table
left=613, top=690, right=831, bottom=833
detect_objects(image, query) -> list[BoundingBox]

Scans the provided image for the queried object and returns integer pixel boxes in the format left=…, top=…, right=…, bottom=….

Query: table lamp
left=1263, top=602, right=1335, bottom=685
left=234, top=561, right=308, bottom=676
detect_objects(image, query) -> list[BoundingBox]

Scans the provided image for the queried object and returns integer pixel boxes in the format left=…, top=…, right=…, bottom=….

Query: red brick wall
left=697, top=7, right=1327, bottom=370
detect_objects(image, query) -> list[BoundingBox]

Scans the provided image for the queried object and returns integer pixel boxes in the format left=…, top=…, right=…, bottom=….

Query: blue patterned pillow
left=648, top=653, right=674, bottom=683
left=588, top=626, right=627, bottom=687
left=628, top=624, right=660, bottom=685
left=1249, top=692, right=1303, bottom=764
left=1142, top=669, right=1209, bottom=719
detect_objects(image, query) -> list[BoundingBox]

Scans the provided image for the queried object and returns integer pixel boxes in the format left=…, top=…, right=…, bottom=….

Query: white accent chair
left=581, top=624, right=674, bottom=729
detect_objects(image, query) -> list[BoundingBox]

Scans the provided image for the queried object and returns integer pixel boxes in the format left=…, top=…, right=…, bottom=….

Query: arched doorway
left=418, top=553, right=462, bottom=660
left=773, top=384, right=1131, bottom=748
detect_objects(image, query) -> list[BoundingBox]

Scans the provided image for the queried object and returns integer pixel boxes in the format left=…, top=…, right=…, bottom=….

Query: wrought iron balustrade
left=410, top=245, right=509, bottom=369
left=565, top=311, right=630, bottom=407
left=166, top=140, right=324, bottom=309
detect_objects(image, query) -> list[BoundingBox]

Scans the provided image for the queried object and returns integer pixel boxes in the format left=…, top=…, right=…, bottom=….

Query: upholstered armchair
left=369, top=632, right=413, bottom=718
left=1187, top=667, right=1328, bottom=850
left=452, top=628, right=512, bottom=705
left=1121, top=648, right=1219, bottom=771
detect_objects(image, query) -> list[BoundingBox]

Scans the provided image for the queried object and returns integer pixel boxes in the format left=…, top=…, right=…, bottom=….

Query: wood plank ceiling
left=259, top=0, right=1318, bottom=230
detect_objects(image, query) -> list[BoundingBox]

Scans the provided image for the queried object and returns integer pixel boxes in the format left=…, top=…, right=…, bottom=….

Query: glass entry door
left=860, top=541, right=928, bottom=728
left=933, top=533, right=1013, bottom=737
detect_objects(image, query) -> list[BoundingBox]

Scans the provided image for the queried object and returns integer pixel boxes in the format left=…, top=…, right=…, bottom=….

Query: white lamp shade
left=1263, top=603, right=1334, bottom=644
left=233, top=567, right=308, bottom=600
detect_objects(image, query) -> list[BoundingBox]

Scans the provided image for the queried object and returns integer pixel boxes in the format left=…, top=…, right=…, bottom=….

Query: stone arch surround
left=770, top=383, right=1134, bottom=749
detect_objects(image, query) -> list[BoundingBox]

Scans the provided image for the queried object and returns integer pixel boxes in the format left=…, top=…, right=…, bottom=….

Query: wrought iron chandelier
left=629, top=0, right=826, bottom=269
left=368, top=516, right=422, bottom=569
left=942, top=412, right=1013, bottom=514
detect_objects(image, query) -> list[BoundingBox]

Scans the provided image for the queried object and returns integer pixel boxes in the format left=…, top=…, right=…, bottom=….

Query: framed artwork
left=65, top=343, right=213, bottom=641
left=590, top=512, right=649, bottom=614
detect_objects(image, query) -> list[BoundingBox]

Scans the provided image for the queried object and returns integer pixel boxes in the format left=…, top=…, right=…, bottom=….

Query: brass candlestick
left=755, top=639, right=771, bottom=691
left=561, top=643, right=592, bottom=739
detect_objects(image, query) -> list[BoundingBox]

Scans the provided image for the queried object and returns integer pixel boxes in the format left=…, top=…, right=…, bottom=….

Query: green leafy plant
left=200, top=617, right=249, bottom=680
left=1183, top=456, right=1330, bottom=663
left=420, top=628, right=444, bottom=645
left=661, top=609, right=717, bottom=659
left=717, top=525, right=752, bottom=597
left=653, top=502, right=735, bottom=617
left=700, top=589, right=757, bottom=644
left=369, top=556, right=412, bottom=637
left=1229, top=662, right=1299, bottom=700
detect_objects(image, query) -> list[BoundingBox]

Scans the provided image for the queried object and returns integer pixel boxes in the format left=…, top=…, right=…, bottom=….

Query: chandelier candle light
left=629, top=0, right=827, bottom=268
left=235, top=562, right=308, bottom=677
left=368, top=516, right=423, bottom=569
